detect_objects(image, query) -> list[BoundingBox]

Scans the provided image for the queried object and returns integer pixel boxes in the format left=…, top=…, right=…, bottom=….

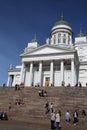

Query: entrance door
left=45, top=77, right=50, bottom=87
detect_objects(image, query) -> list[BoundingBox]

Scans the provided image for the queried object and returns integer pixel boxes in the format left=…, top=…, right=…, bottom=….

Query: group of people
left=15, top=83, right=24, bottom=91
left=75, top=82, right=82, bottom=87
left=45, top=102, right=54, bottom=114
left=44, top=102, right=61, bottom=129
left=38, top=90, right=47, bottom=97
left=44, top=101, right=87, bottom=130
left=61, top=80, right=84, bottom=87
left=0, top=112, right=8, bottom=120
left=15, top=84, right=20, bottom=91
left=15, top=98, right=24, bottom=105
left=65, top=110, right=79, bottom=125
left=50, top=110, right=79, bottom=130
left=8, top=98, right=24, bottom=110
left=51, top=110, right=61, bottom=130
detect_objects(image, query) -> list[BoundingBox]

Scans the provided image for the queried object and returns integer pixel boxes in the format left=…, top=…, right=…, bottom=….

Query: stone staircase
left=0, top=87, right=87, bottom=129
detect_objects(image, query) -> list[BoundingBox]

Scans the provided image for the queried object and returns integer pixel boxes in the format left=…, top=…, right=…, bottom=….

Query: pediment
left=21, top=44, right=74, bottom=56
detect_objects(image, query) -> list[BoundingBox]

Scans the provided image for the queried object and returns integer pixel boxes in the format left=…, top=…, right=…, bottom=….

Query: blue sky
left=0, top=0, right=87, bottom=86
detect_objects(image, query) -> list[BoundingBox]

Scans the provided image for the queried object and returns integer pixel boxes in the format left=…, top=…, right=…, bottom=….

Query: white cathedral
left=7, top=16, right=87, bottom=87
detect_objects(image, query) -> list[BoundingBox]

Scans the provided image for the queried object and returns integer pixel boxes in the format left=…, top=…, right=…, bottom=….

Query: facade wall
left=7, top=71, right=20, bottom=87
left=75, top=40, right=87, bottom=86
left=7, top=53, right=78, bottom=87
left=24, top=69, right=72, bottom=87
left=79, top=65, right=87, bottom=86
left=12, top=74, right=20, bottom=86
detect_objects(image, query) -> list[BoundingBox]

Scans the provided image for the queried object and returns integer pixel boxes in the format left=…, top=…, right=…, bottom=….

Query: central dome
left=50, top=15, right=73, bottom=47
left=51, top=15, right=72, bottom=34
left=53, top=15, right=70, bottom=27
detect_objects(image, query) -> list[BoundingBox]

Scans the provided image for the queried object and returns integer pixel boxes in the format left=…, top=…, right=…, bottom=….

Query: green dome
left=77, top=29, right=85, bottom=37
left=54, top=15, right=70, bottom=27
left=31, top=35, right=38, bottom=43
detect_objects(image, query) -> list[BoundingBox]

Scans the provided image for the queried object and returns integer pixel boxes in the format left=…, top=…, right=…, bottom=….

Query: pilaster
left=50, top=61, right=54, bottom=86
left=60, top=60, right=64, bottom=85
left=29, top=62, right=33, bottom=86
left=39, top=61, right=42, bottom=86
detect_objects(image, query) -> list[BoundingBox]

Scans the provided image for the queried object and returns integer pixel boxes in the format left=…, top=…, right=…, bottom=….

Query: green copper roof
left=77, top=29, right=85, bottom=37
left=53, top=15, right=70, bottom=27
left=31, top=35, right=38, bottom=43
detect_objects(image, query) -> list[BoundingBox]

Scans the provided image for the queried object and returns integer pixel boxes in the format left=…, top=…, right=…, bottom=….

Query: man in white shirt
left=65, top=110, right=70, bottom=123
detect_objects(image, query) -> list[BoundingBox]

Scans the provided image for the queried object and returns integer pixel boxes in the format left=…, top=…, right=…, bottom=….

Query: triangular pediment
left=20, top=44, right=75, bottom=57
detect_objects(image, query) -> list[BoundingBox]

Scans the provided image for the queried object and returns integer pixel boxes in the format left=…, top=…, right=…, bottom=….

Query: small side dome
left=77, top=29, right=85, bottom=37
left=24, top=35, right=40, bottom=53
left=31, top=35, right=39, bottom=43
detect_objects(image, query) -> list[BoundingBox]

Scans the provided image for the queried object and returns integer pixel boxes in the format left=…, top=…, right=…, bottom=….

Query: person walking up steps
left=45, top=101, right=49, bottom=114
left=51, top=111, right=56, bottom=130
left=65, top=110, right=70, bottom=123
left=50, top=102, right=54, bottom=113
left=55, top=110, right=61, bottom=130
left=73, top=110, right=78, bottom=125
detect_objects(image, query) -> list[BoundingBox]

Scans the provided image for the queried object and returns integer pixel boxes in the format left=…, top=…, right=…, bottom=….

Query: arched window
left=58, top=33, right=61, bottom=43
left=63, top=34, right=66, bottom=43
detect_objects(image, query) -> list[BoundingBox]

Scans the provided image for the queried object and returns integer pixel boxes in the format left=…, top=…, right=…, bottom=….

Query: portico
left=19, top=53, right=78, bottom=87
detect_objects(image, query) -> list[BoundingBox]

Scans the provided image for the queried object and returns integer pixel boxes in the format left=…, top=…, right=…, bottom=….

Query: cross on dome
left=60, top=13, right=64, bottom=20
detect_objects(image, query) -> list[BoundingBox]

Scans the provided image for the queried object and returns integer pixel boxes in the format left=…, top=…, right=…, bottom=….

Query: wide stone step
left=0, top=87, right=87, bottom=127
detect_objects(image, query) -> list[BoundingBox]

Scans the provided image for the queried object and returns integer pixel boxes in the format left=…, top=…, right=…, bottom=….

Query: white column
left=71, top=59, right=75, bottom=86
left=29, top=62, right=33, bottom=86
left=70, top=35, right=72, bottom=45
left=7, top=75, right=10, bottom=86
left=39, top=61, right=42, bottom=86
left=60, top=60, right=64, bottom=85
left=50, top=61, right=54, bottom=86
left=20, top=62, right=25, bottom=84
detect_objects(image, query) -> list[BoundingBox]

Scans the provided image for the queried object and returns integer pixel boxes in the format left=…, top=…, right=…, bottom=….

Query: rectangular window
left=45, top=77, right=50, bottom=82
